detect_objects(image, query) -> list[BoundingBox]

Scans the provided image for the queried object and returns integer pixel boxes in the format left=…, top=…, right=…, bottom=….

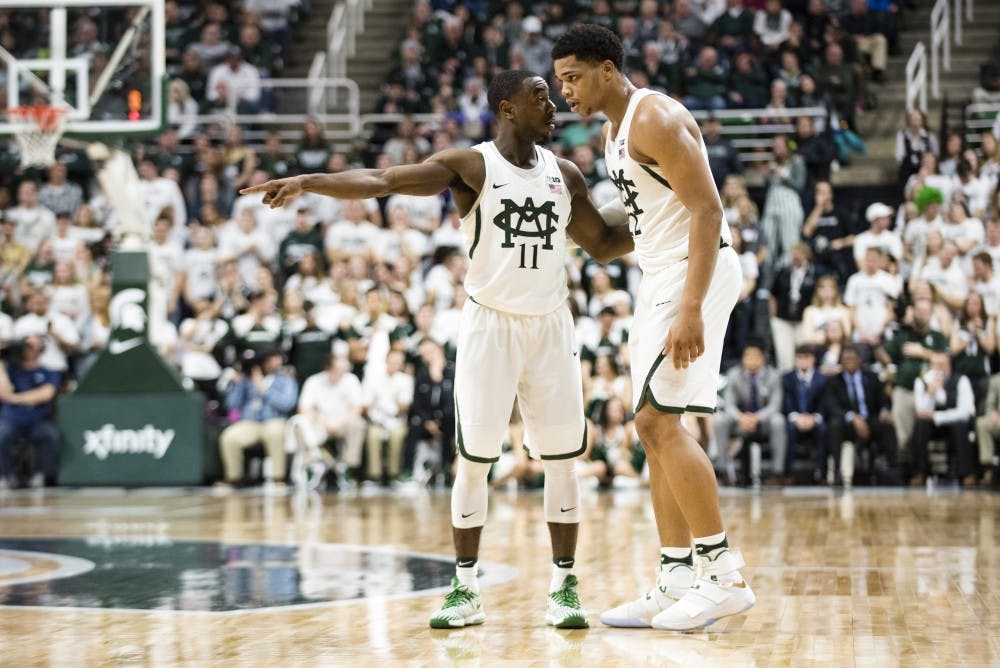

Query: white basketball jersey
left=604, top=88, right=732, bottom=275
left=460, top=141, right=571, bottom=316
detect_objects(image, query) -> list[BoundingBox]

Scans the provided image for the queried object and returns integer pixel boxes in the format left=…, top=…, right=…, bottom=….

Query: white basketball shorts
left=629, top=245, right=741, bottom=415
left=454, top=298, right=586, bottom=462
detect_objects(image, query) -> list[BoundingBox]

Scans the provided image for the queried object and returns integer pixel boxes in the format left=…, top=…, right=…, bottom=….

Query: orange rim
left=7, top=105, right=68, bottom=132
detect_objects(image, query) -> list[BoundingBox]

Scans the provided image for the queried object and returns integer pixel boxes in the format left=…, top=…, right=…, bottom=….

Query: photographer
left=0, top=334, right=61, bottom=489
left=216, top=348, right=298, bottom=489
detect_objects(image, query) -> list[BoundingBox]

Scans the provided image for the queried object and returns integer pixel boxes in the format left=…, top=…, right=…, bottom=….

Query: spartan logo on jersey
left=492, top=197, right=559, bottom=250
left=610, top=169, right=643, bottom=236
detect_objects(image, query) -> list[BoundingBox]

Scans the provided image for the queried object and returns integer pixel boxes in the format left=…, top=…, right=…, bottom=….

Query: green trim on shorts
left=635, top=352, right=667, bottom=413
left=468, top=206, right=482, bottom=259
left=540, top=420, right=588, bottom=460
left=636, top=354, right=717, bottom=415
left=455, top=398, right=500, bottom=464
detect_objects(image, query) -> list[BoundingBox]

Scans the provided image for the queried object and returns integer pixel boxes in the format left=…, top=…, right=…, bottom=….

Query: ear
left=602, top=60, right=616, bottom=81
left=498, top=98, right=515, bottom=120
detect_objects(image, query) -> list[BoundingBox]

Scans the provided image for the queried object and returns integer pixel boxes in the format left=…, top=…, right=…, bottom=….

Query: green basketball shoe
left=546, top=575, right=589, bottom=629
left=429, top=577, right=486, bottom=629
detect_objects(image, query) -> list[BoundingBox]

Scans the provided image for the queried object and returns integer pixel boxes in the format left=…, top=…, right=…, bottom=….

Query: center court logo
left=83, top=424, right=176, bottom=460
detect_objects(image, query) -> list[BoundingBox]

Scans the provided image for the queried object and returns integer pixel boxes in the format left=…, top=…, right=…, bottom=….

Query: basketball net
left=7, top=105, right=69, bottom=168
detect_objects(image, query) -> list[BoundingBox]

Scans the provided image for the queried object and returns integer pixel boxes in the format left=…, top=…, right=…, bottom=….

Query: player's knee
left=454, top=457, right=492, bottom=483
left=543, top=458, right=580, bottom=524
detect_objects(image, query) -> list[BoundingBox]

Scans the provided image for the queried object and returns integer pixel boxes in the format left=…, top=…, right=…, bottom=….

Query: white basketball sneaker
left=600, top=562, right=695, bottom=628
left=650, top=549, right=755, bottom=631
left=429, top=577, right=486, bottom=629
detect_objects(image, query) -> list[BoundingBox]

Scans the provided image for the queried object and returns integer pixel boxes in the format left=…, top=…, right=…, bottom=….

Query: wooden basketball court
left=1, top=486, right=997, bottom=665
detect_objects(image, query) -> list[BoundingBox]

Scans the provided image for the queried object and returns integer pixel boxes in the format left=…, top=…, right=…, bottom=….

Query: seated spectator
left=178, top=299, right=229, bottom=395
left=230, top=290, right=282, bottom=357
left=770, top=243, right=820, bottom=372
left=878, top=299, right=950, bottom=458
left=0, top=334, right=61, bottom=489
left=683, top=46, right=728, bottom=111
left=914, top=240, right=968, bottom=313
left=904, top=187, right=945, bottom=268
left=6, top=180, right=55, bottom=254
left=970, top=252, right=1000, bottom=316
left=938, top=131, right=965, bottom=177
left=709, top=0, right=754, bottom=57
left=636, top=41, right=674, bottom=94
left=794, top=115, right=836, bottom=188
left=136, top=159, right=187, bottom=243
left=363, top=349, right=414, bottom=485
left=325, top=200, right=380, bottom=265
left=841, top=0, right=888, bottom=83
left=824, top=344, right=898, bottom=487
left=277, top=207, right=323, bottom=281
left=403, top=338, right=455, bottom=482
left=761, top=135, right=806, bottom=267
left=74, top=286, right=110, bottom=380
left=181, top=225, right=220, bottom=310
left=956, top=160, right=991, bottom=221
left=723, top=229, right=758, bottom=364
left=728, top=51, right=769, bottom=109
left=781, top=343, right=827, bottom=483
left=896, top=109, right=939, bottom=189
left=844, top=248, right=900, bottom=355
left=38, top=162, right=82, bottom=218
left=217, top=349, right=298, bottom=489
left=715, top=340, right=786, bottom=486
left=187, top=22, right=232, bottom=71
left=816, top=319, right=848, bottom=377
left=13, top=290, right=78, bottom=374
left=949, top=292, right=995, bottom=408
left=295, top=119, right=331, bottom=173
left=702, top=116, right=742, bottom=190
left=802, top=180, right=853, bottom=281
left=815, top=42, right=858, bottom=131
left=801, top=274, right=853, bottom=346
left=674, top=0, right=709, bottom=46
left=911, top=352, right=976, bottom=487
left=854, top=202, right=903, bottom=268
left=754, top=0, right=792, bottom=53
left=219, top=209, right=274, bottom=290
left=589, top=397, right=644, bottom=488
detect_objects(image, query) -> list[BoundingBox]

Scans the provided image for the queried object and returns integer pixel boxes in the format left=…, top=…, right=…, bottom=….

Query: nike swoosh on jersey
left=492, top=183, right=508, bottom=189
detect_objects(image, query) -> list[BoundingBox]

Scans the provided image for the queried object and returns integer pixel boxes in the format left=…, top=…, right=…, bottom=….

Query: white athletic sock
left=550, top=557, right=575, bottom=592
left=456, top=560, right=480, bottom=594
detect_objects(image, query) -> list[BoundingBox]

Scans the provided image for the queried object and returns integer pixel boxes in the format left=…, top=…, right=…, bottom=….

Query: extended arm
left=240, top=149, right=482, bottom=209
left=560, top=158, right=634, bottom=263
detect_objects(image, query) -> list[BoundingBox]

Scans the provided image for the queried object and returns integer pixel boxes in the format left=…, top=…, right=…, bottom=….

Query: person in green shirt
left=877, top=299, right=950, bottom=458
left=277, top=207, right=324, bottom=281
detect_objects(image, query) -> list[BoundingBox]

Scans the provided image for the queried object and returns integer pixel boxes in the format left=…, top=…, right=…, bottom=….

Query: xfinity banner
left=59, top=394, right=204, bottom=486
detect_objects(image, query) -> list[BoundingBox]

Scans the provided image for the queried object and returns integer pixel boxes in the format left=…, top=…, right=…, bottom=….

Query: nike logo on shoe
left=461, top=511, right=477, bottom=518
left=492, top=183, right=508, bottom=189
left=560, top=506, right=576, bottom=513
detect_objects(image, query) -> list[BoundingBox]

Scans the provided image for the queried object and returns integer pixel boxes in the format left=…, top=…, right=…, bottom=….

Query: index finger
left=239, top=184, right=272, bottom=194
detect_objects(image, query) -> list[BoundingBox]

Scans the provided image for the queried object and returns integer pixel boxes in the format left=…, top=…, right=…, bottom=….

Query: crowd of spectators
left=1, top=0, right=998, bottom=495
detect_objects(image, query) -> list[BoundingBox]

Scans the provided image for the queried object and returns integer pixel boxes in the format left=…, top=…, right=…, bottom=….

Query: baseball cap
left=522, top=16, right=543, bottom=33
left=865, top=202, right=893, bottom=222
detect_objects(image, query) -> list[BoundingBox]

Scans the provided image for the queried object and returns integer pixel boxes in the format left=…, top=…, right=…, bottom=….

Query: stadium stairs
left=846, top=1, right=1000, bottom=186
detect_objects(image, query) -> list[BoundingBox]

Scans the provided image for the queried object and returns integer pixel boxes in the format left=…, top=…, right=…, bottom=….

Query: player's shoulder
left=632, top=91, right=697, bottom=133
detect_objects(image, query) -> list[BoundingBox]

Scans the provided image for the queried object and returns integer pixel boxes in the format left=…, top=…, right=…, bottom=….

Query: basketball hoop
left=7, top=105, right=69, bottom=168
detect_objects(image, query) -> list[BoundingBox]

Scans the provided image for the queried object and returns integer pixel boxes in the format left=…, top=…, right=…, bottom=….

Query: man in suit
left=824, top=344, right=898, bottom=487
left=714, top=339, right=786, bottom=486
left=781, top=344, right=827, bottom=484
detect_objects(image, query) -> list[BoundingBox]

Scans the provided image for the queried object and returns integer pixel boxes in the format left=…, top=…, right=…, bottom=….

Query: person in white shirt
left=384, top=192, right=442, bottom=235
left=971, top=252, right=1000, bottom=317
left=219, top=209, right=275, bottom=290
left=934, top=200, right=984, bottom=274
left=5, top=180, right=55, bottom=253
left=148, top=216, right=185, bottom=319
left=50, top=211, right=83, bottom=264
left=136, top=159, right=187, bottom=244
left=363, top=349, right=414, bottom=484
left=324, top=199, right=380, bottom=264
left=753, top=0, right=792, bottom=49
left=13, top=290, right=79, bottom=373
left=207, top=46, right=262, bottom=113
left=231, top=170, right=297, bottom=246
left=904, top=194, right=944, bottom=271
left=287, top=355, right=368, bottom=490
left=375, top=204, right=429, bottom=265
left=916, top=240, right=969, bottom=312
left=181, top=225, right=220, bottom=308
left=47, top=261, right=90, bottom=329
left=854, top=202, right=903, bottom=268
left=844, top=247, right=900, bottom=349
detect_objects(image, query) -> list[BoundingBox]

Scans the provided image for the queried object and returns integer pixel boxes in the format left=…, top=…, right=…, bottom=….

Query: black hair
left=744, top=337, right=767, bottom=354
left=551, top=24, right=624, bottom=71
left=487, top=69, right=538, bottom=114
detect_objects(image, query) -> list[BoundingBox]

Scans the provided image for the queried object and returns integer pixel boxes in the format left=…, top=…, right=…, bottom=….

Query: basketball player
left=552, top=25, right=756, bottom=631
left=241, top=70, right=633, bottom=629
